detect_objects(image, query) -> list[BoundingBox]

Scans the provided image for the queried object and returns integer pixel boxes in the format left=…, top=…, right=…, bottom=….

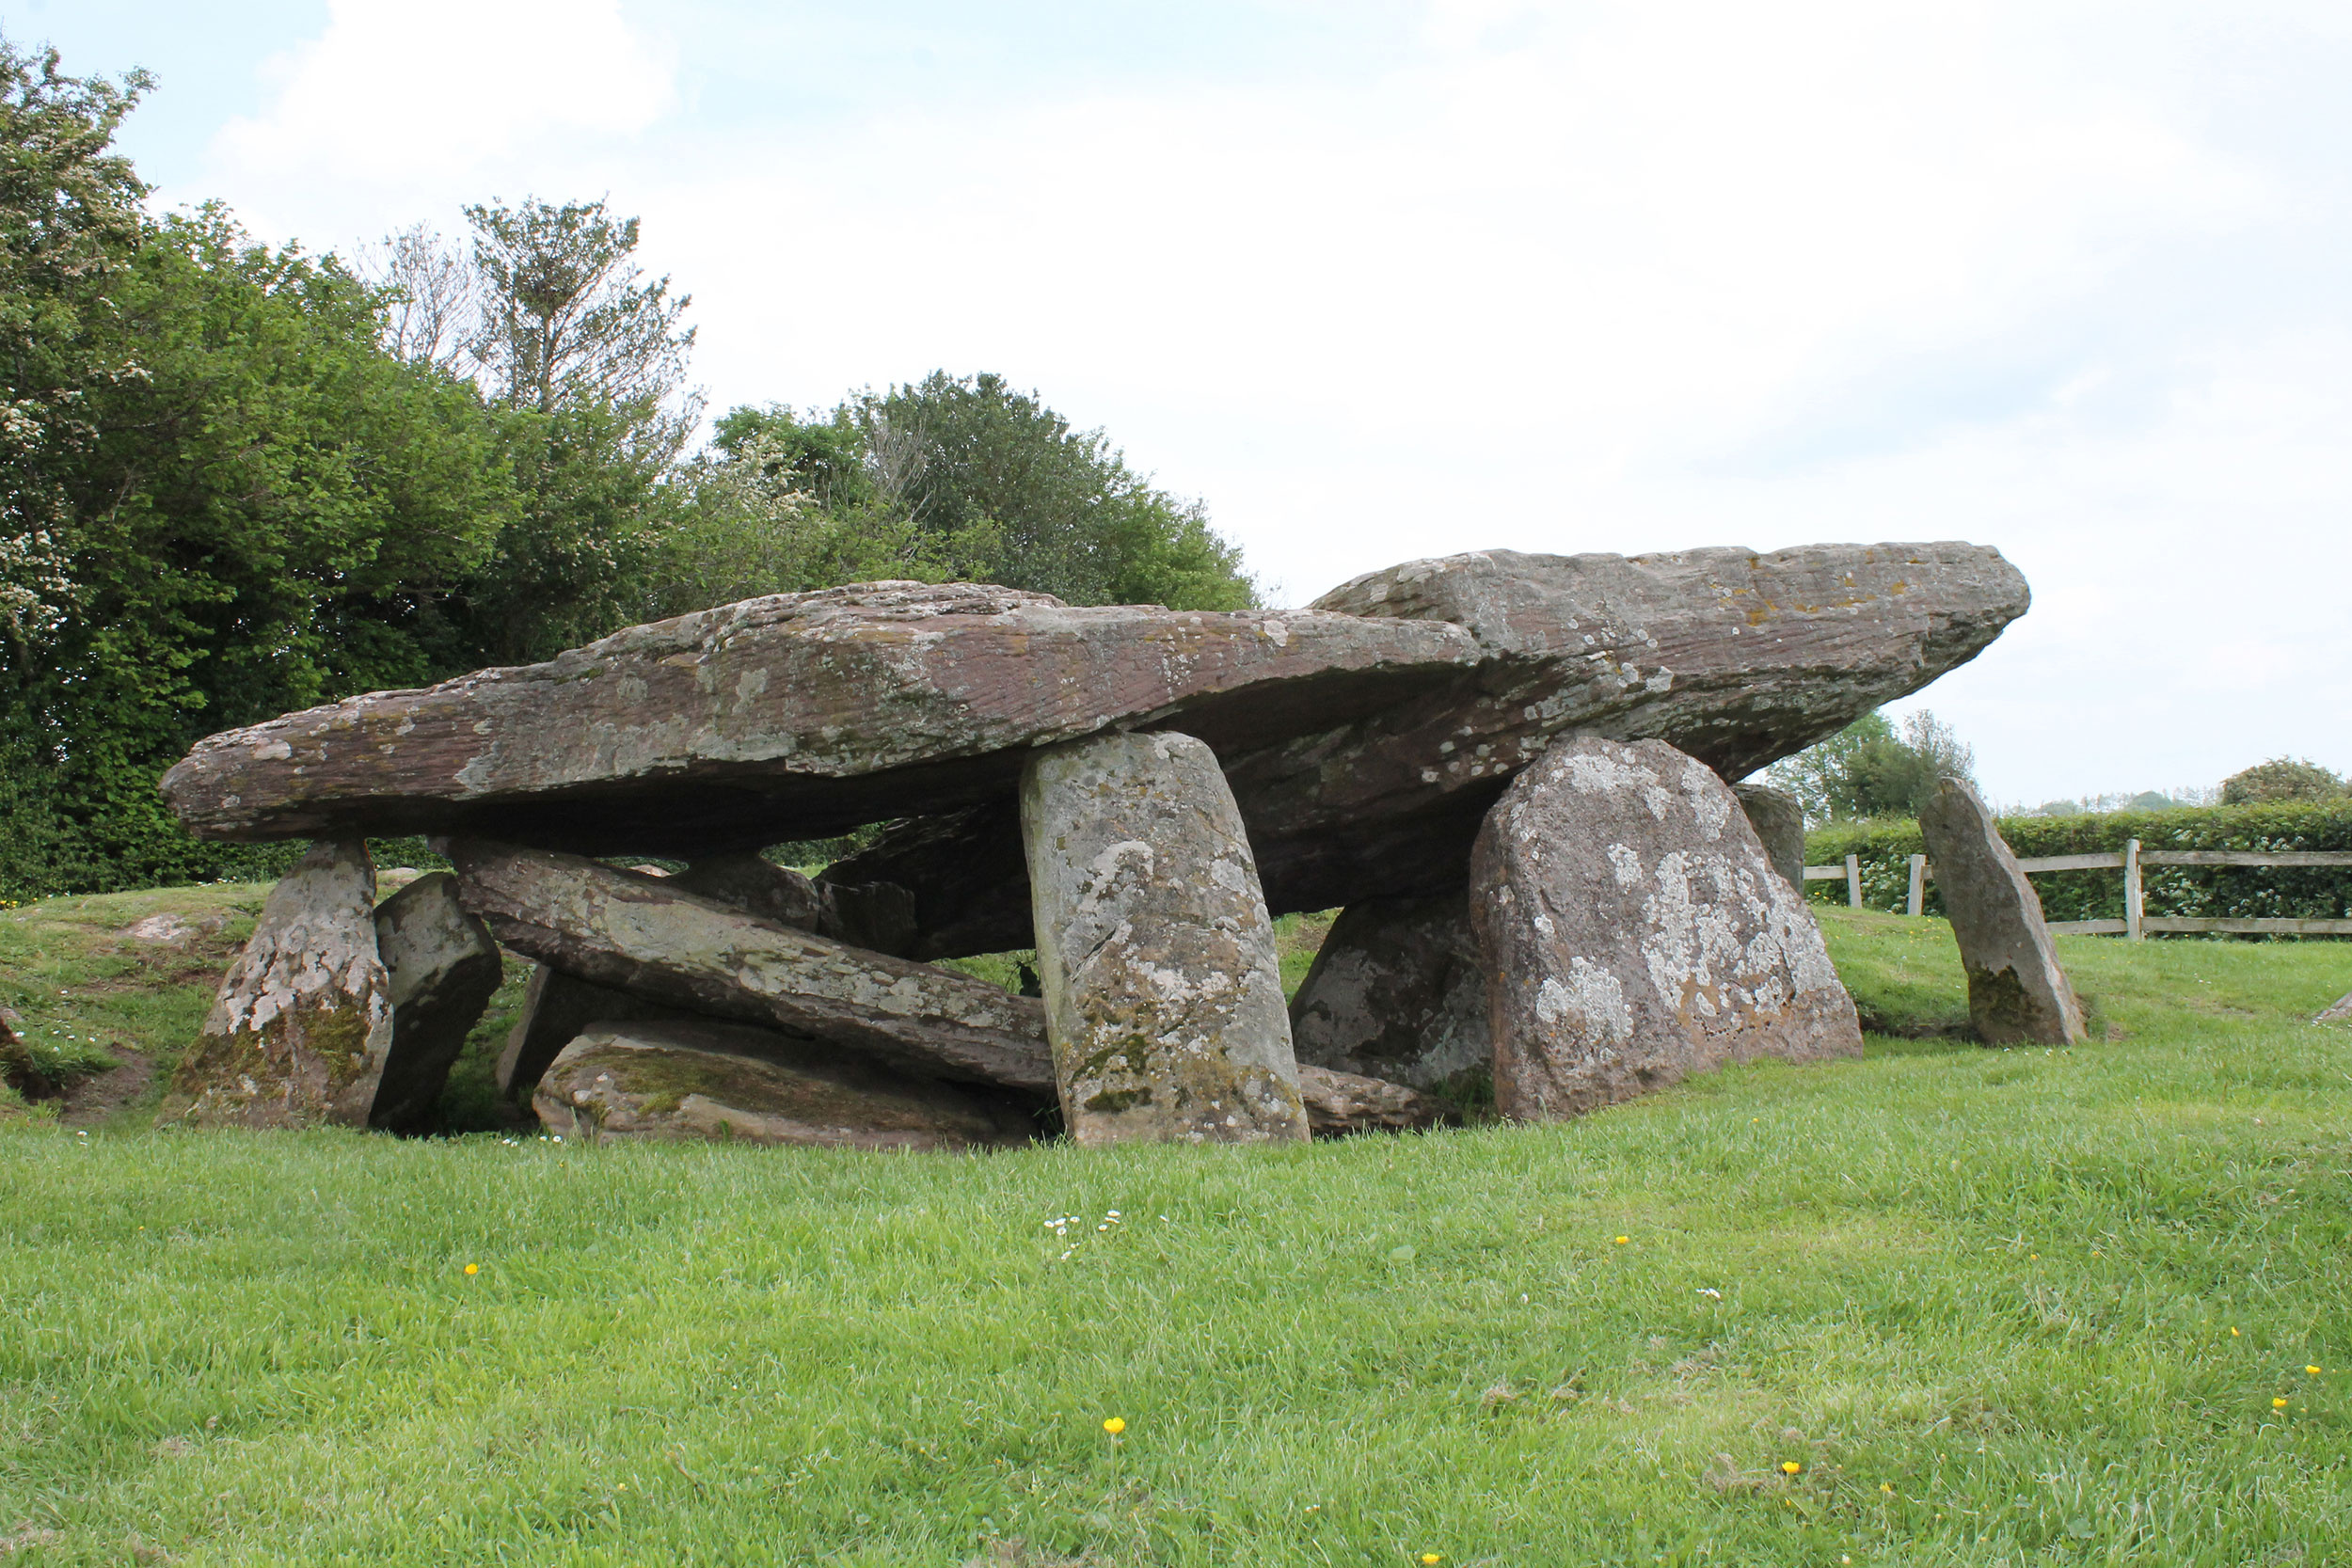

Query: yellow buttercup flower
left=1421, top=1556, right=1442, bottom=1565
left=1782, top=1460, right=1803, bottom=1475
left=2273, top=1398, right=2289, bottom=1409
left=1103, top=1417, right=1125, bottom=1435
left=2306, top=1366, right=2322, bottom=1375
left=463, top=1263, right=479, bottom=1275
left=1613, top=1236, right=1629, bottom=1245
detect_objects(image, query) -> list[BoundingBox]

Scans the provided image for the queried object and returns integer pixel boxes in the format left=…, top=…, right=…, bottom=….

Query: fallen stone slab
left=1732, top=782, right=1808, bottom=892
left=809, top=544, right=2032, bottom=956
left=1917, top=779, right=2087, bottom=1045
left=1471, top=736, right=1863, bottom=1120
left=447, top=840, right=1057, bottom=1092
left=532, top=1018, right=1043, bottom=1149
left=161, top=840, right=395, bottom=1128
left=1022, top=732, right=1310, bottom=1146
left=2317, top=992, right=2352, bottom=1025
left=1295, top=1063, right=1448, bottom=1135
left=161, top=581, right=1477, bottom=855
left=1288, top=891, right=1489, bottom=1099
left=369, top=873, right=504, bottom=1132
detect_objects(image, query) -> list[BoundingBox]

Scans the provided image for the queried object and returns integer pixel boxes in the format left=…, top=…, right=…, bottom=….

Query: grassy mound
left=0, top=895, right=2346, bottom=1563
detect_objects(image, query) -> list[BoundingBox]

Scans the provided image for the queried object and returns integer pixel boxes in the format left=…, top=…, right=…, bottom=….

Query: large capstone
left=1916, top=779, right=2087, bottom=1046
left=160, top=582, right=1476, bottom=854
left=1287, top=892, right=1489, bottom=1099
left=794, top=544, right=2031, bottom=957
left=447, top=841, right=1056, bottom=1092
left=370, top=872, right=502, bottom=1131
left=532, top=1018, right=1044, bottom=1149
left=1021, top=731, right=1308, bottom=1146
left=1732, top=782, right=1808, bottom=892
left=161, top=840, right=395, bottom=1128
left=1470, top=736, right=1863, bottom=1119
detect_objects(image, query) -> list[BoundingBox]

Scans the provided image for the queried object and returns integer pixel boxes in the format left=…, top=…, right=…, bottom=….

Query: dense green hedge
left=1804, top=801, right=2352, bottom=928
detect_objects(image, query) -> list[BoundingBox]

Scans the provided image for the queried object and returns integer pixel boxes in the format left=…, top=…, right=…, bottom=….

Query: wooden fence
left=1802, top=843, right=2352, bottom=939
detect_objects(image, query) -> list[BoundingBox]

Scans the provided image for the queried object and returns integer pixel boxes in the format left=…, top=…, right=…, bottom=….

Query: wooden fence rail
left=1803, top=842, right=2352, bottom=940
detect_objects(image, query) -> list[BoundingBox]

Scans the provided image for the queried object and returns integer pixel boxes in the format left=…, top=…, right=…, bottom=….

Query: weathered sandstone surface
left=1471, top=736, right=1862, bottom=1120
left=1021, top=732, right=1308, bottom=1145
left=1287, top=892, right=1488, bottom=1097
left=1732, top=782, right=1809, bottom=892
left=532, top=1018, right=1042, bottom=1149
left=1917, top=779, right=2087, bottom=1046
left=162, top=840, right=394, bottom=1128
left=369, top=872, right=502, bottom=1131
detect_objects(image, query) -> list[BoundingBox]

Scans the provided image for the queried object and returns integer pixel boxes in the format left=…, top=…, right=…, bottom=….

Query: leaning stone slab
left=810, top=544, right=2033, bottom=956
left=1295, top=1064, right=1447, bottom=1136
left=1021, top=731, right=1309, bottom=1146
left=369, top=872, right=503, bottom=1131
left=1916, top=780, right=2087, bottom=1045
left=161, top=581, right=1477, bottom=855
left=1732, top=782, right=1808, bottom=892
left=447, top=841, right=1056, bottom=1092
left=532, top=1018, right=1041, bottom=1149
left=161, top=840, right=395, bottom=1128
left=1288, top=892, right=1489, bottom=1098
left=1471, top=736, right=1863, bottom=1120
left=668, top=853, right=824, bottom=929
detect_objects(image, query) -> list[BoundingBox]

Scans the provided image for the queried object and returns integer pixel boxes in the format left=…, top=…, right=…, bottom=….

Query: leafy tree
left=1765, top=708, right=1977, bottom=823
left=847, top=372, right=1255, bottom=610
left=2221, top=757, right=2344, bottom=806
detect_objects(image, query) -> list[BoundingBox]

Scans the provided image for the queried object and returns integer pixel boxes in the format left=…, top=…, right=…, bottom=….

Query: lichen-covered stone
left=1021, top=731, right=1308, bottom=1146
left=449, top=840, right=1055, bottom=1091
left=1916, top=779, right=2087, bottom=1046
left=1471, top=736, right=1862, bottom=1120
left=370, top=872, right=503, bottom=1131
left=1732, top=782, right=1808, bottom=891
left=160, top=581, right=1476, bottom=854
left=495, top=965, right=672, bottom=1101
left=668, top=854, right=824, bottom=930
left=818, top=544, right=2033, bottom=957
left=532, top=1018, right=1042, bottom=1149
left=1295, top=1063, right=1448, bottom=1136
left=1288, top=892, right=1488, bottom=1098
left=161, top=840, right=394, bottom=1128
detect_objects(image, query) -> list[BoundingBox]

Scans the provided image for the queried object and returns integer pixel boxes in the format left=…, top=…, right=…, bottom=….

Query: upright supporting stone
left=1288, top=891, right=1489, bottom=1099
left=1916, top=779, right=2087, bottom=1045
left=1471, top=736, right=1862, bottom=1120
left=1732, top=782, right=1808, bottom=893
left=161, top=840, right=394, bottom=1128
left=370, top=872, right=504, bottom=1131
left=1020, top=731, right=1308, bottom=1146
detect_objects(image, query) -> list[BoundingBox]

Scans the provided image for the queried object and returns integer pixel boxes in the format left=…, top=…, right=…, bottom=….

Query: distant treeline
left=0, top=40, right=1254, bottom=900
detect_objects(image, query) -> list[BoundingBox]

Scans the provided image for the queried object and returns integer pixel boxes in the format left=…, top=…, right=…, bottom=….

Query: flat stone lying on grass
left=1917, top=778, right=2087, bottom=1046
left=1021, top=731, right=1309, bottom=1146
left=1732, top=782, right=1808, bottom=892
left=369, top=873, right=503, bottom=1132
left=1295, top=1063, right=1448, bottom=1135
left=1287, top=891, right=1488, bottom=1098
left=1471, top=736, right=1862, bottom=1120
left=2318, top=992, right=2352, bottom=1026
left=447, top=840, right=1058, bottom=1093
left=532, top=1018, right=1043, bottom=1149
left=162, top=839, right=395, bottom=1129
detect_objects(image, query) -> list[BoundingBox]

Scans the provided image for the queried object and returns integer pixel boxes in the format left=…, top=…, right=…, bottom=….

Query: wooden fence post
left=2123, top=837, right=2143, bottom=942
left=1845, top=853, right=1863, bottom=910
left=1906, top=854, right=1926, bottom=917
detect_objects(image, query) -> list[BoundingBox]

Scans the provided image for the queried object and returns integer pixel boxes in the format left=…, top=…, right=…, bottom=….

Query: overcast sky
left=27, top=0, right=2352, bottom=805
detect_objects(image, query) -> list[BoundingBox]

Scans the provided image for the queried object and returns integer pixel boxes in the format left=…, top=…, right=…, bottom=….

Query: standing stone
left=1471, top=736, right=1862, bottom=1120
left=1020, top=731, right=1309, bottom=1146
left=369, top=873, right=503, bottom=1132
left=161, top=840, right=395, bottom=1128
left=1916, top=779, right=2087, bottom=1045
left=1288, top=892, right=1489, bottom=1099
left=1732, top=782, right=1808, bottom=893
left=532, top=1018, right=1042, bottom=1150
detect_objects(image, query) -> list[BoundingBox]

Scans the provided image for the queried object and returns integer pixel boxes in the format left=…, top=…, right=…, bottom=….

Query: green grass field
left=2, top=890, right=2348, bottom=1564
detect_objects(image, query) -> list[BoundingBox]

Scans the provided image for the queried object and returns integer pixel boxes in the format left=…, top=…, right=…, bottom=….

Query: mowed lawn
left=1, top=893, right=2348, bottom=1565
